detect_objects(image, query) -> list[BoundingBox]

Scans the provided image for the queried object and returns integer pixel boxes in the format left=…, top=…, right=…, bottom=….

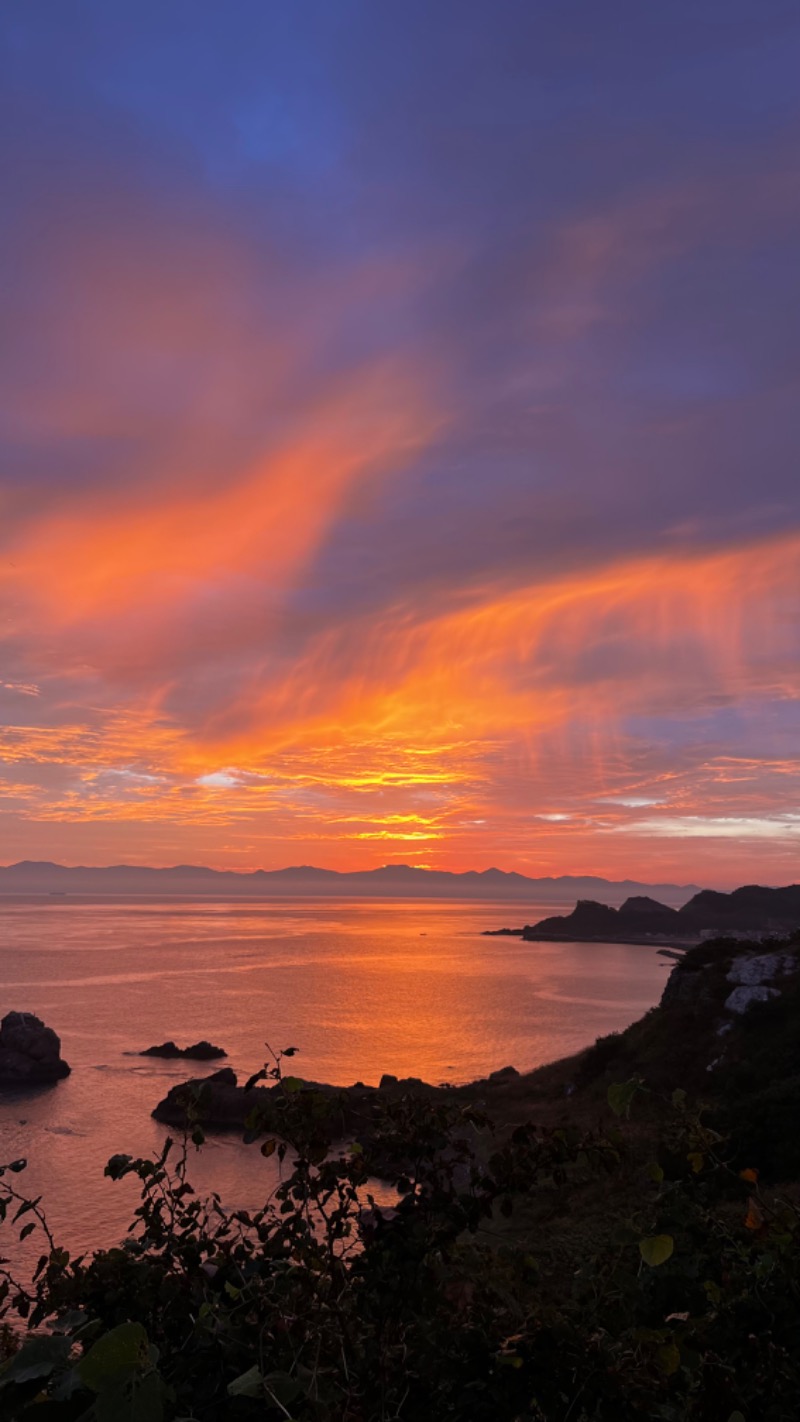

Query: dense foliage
left=1, top=1045, right=798, bottom=1421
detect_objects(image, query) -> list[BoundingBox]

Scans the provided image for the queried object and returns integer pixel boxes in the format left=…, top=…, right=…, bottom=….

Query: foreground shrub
left=1, top=1050, right=798, bottom=1420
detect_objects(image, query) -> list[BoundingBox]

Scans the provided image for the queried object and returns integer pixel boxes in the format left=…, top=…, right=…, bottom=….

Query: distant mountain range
left=0, top=860, right=700, bottom=905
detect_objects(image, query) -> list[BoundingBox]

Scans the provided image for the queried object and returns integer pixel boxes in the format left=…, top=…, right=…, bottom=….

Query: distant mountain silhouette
left=0, top=860, right=699, bottom=905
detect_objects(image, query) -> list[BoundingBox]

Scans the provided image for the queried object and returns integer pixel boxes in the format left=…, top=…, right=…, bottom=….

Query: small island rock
left=140, top=1040, right=227, bottom=1060
left=0, top=1011, right=71, bottom=1084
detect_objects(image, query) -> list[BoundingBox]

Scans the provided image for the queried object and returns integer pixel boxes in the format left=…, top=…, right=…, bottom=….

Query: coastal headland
left=484, top=883, right=800, bottom=948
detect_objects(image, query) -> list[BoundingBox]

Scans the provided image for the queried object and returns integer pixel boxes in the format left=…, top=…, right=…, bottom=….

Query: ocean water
left=0, top=897, right=672, bottom=1267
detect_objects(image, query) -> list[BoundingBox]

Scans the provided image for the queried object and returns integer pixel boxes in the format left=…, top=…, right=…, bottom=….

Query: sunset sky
left=2, top=2, right=799, bottom=886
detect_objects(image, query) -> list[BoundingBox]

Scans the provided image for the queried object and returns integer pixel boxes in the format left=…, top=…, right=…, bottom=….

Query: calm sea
left=0, top=897, right=672, bottom=1267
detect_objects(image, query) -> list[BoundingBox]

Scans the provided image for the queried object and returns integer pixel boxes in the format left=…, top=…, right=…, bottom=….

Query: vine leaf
left=607, top=1080, right=639, bottom=1118
left=639, top=1234, right=674, bottom=1267
left=79, top=1322, right=149, bottom=1392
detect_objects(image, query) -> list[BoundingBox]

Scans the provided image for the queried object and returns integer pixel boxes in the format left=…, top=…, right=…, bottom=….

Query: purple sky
left=1, top=2, right=799, bottom=884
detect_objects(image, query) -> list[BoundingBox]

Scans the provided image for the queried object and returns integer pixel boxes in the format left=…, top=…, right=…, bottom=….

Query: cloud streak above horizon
left=2, top=1, right=800, bottom=886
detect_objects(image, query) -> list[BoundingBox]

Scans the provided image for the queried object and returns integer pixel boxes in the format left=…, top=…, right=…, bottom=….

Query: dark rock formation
left=154, top=1068, right=486, bottom=1133
left=521, top=896, right=681, bottom=942
left=154, top=1069, right=382, bottom=1131
left=621, top=895, right=677, bottom=918
left=678, top=884, right=800, bottom=935
left=488, top=1065, right=519, bottom=1083
left=659, top=952, right=721, bottom=1013
left=140, top=1040, right=226, bottom=1060
left=153, top=1068, right=470, bottom=1183
left=0, top=1012, right=70, bottom=1084
left=488, top=883, right=800, bottom=947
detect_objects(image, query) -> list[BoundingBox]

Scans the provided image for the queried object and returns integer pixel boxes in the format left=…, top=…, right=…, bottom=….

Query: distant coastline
left=0, top=860, right=700, bottom=904
left=485, top=926, right=698, bottom=949
left=485, top=884, right=800, bottom=947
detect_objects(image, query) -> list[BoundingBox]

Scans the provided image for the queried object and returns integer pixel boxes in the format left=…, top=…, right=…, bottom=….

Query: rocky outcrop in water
left=152, top=1069, right=441, bottom=1130
left=140, top=1040, right=227, bottom=1060
left=0, top=1012, right=71, bottom=1084
left=153, top=1066, right=245, bottom=1124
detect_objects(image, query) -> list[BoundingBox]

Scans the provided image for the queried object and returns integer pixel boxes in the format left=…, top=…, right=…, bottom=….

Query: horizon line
left=0, top=858, right=713, bottom=888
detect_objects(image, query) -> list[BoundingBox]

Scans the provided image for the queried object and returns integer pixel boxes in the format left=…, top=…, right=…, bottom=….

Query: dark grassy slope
left=486, top=930, right=800, bottom=1179
left=575, top=935, right=799, bottom=1089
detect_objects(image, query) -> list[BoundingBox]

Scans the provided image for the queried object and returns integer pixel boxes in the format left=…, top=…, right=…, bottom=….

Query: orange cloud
left=4, top=363, right=440, bottom=632
left=2, top=521, right=799, bottom=882
left=205, top=527, right=800, bottom=760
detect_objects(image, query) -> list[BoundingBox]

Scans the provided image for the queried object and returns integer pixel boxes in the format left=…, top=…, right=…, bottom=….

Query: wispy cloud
left=2, top=2, right=800, bottom=882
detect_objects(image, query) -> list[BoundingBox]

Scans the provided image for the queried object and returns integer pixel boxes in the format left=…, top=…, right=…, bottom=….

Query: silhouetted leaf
left=0, top=1334, right=70, bottom=1388
left=228, top=1365, right=262, bottom=1397
left=607, top=1080, right=639, bottom=1118
left=639, top=1234, right=674, bottom=1266
left=79, top=1322, right=148, bottom=1392
left=657, top=1342, right=681, bottom=1375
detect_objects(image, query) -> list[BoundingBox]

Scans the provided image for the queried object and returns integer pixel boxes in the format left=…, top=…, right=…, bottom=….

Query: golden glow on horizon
left=2, top=516, right=799, bottom=882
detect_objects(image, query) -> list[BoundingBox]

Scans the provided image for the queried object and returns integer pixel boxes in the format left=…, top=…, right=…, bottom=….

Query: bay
left=0, top=897, right=672, bottom=1264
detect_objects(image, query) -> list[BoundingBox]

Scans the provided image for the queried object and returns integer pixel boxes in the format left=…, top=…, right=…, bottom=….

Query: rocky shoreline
left=3, top=921, right=797, bottom=1179
left=484, top=925, right=698, bottom=949
left=152, top=1062, right=520, bottom=1130
left=150, top=932, right=800, bottom=1166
